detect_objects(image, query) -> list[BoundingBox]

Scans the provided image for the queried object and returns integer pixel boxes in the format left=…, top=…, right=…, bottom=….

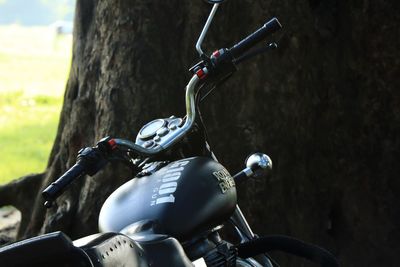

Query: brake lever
left=233, top=42, right=278, bottom=65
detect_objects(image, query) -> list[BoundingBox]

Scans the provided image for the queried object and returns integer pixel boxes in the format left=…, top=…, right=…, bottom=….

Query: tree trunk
left=4, top=0, right=399, bottom=266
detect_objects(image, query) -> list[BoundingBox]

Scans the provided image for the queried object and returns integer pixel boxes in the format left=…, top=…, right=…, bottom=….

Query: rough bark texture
left=2, top=0, right=399, bottom=266
left=0, top=173, right=43, bottom=237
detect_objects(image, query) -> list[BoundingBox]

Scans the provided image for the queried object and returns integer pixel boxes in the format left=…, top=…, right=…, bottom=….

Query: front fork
left=230, top=205, right=273, bottom=267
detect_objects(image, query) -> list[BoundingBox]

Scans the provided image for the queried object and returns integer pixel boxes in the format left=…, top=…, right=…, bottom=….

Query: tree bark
left=0, top=173, right=43, bottom=237
left=4, top=0, right=399, bottom=266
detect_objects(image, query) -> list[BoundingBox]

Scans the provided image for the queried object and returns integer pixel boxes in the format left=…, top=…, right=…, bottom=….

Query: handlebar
left=42, top=163, right=85, bottom=206
left=42, top=18, right=283, bottom=207
left=229, top=17, right=282, bottom=59
left=42, top=144, right=110, bottom=207
left=114, top=74, right=201, bottom=157
left=42, top=74, right=201, bottom=207
left=41, top=137, right=161, bottom=207
left=197, top=17, right=282, bottom=83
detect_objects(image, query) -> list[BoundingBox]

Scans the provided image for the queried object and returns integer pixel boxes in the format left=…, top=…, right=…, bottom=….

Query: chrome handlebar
left=115, top=75, right=200, bottom=156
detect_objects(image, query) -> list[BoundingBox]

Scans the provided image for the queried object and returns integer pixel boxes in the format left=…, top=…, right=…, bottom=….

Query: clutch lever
left=233, top=42, right=278, bottom=65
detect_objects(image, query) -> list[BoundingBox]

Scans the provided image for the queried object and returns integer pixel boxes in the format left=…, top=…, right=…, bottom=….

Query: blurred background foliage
left=0, top=1, right=75, bottom=183
left=0, top=0, right=74, bottom=25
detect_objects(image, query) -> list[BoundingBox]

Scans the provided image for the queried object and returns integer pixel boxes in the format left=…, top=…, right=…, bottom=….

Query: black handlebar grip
left=42, top=163, right=86, bottom=203
left=229, top=17, right=282, bottom=59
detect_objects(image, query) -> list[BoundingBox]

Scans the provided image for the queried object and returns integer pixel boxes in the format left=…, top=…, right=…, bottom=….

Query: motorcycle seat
left=119, top=219, right=194, bottom=267
left=0, top=231, right=92, bottom=267
left=74, top=231, right=194, bottom=267
left=135, top=234, right=194, bottom=267
left=0, top=230, right=193, bottom=267
left=76, top=232, right=148, bottom=267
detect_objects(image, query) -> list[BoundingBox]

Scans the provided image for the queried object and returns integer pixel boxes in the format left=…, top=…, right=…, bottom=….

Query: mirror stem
left=196, top=3, right=219, bottom=57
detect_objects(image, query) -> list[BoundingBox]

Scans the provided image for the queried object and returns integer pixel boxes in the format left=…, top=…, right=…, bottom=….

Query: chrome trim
left=138, top=118, right=166, bottom=139
left=196, top=3, right=219, bottom=56
left=158, top=75, right=199, bottom=148
left=243, top=167, right=254, bottom=177
left=114, top=75, right=200, bottom=156
left=246, top=153, right=273, bottom=177
left=231, top=205, right=255, bottom=240
left=156, top=127, right=169, bottom=137
left=236, top=258, right=263, bottom=267
left=231, top=205, right=274, bottom=267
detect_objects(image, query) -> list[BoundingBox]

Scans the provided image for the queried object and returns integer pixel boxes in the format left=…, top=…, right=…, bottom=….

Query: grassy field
left=0, top=25, right=72, bottom=184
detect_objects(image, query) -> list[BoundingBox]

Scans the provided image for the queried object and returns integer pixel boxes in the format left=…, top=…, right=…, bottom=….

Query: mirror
left=203, top=0, right=226, bottom=4
left=245, top=153, right=273, bottom=178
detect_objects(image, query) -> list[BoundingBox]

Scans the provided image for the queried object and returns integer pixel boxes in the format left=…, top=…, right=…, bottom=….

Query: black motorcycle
left=0, top=1, right=338, bottom=266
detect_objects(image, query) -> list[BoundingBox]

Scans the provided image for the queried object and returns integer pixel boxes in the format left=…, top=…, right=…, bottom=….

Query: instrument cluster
left=135, top=116, right=184, bottom=149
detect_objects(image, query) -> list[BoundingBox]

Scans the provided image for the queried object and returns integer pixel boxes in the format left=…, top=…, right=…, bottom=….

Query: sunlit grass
left=0, top=25, right=71, bottom=184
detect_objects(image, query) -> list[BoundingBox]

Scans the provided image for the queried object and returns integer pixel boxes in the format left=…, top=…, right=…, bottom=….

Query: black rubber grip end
left=229, top=17, right=282, bottom=59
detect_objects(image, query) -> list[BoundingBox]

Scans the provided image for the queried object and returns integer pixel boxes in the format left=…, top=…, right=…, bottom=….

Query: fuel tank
left=99, top=157, right=237, bottom=241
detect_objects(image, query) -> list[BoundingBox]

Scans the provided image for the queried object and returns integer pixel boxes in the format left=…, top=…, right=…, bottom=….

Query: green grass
left=0, top=25, right=71, bottom=184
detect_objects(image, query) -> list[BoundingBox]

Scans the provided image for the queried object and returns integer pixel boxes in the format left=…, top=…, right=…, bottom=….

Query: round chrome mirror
left=203, top=0, right=226, bottom=4
left=245, top=153, right=273, bottom=177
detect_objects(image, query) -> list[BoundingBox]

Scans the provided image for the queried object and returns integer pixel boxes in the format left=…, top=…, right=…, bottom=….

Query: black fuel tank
left=99, top=157, right=236, bottom=240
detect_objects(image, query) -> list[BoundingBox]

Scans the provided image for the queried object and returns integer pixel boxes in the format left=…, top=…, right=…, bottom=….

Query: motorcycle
left=0, top=0, right=339, bottom=266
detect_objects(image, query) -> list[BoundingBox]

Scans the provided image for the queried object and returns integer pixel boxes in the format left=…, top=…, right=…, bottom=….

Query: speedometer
left=138, top=119, right=166, bottom=140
